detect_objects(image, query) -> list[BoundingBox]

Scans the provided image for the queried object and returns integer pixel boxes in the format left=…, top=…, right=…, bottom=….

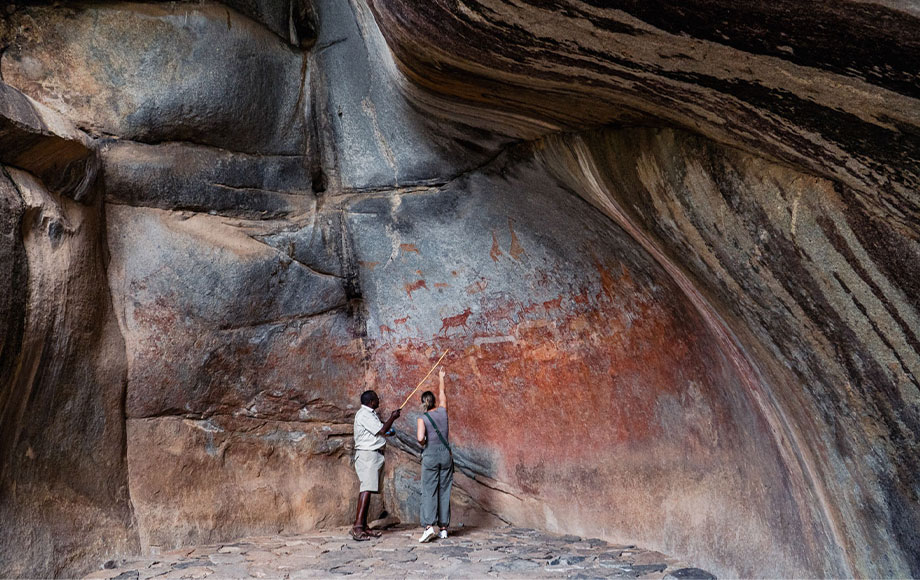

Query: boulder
left=1, top=3, right=307, bottom=155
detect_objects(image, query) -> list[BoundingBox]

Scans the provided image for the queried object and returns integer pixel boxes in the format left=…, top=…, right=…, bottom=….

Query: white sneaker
left=419, top=526, right=437, bottom=543
left=438, top=529, right=448, bottom=539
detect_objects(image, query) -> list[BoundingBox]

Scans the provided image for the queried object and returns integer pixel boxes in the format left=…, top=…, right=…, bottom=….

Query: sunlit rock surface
left=1, top=0, right=917, bottom=578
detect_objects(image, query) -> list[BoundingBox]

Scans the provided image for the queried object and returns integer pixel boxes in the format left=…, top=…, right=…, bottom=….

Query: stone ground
left=85, top=526, right=716, bottom=579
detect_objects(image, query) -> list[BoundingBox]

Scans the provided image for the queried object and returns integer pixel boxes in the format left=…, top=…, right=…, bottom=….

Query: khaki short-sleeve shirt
left=354, top=405, right=385, bottom=451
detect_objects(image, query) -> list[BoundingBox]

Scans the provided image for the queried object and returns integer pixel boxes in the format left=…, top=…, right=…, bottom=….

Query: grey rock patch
left=207, top=553, right=246, bottom=565
left=491, top=558, right=542, bottom=572
left=550, top=555, right=590, bottom=566
left=665, top=568, right=717, bottom=580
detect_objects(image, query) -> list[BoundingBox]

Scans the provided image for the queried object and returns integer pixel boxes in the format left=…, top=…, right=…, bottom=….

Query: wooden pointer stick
left=399, top=349, right=450, bottom=410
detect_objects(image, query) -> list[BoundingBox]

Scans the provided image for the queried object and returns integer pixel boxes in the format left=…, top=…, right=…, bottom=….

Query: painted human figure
left=351, top=390, right=400, bottom=541
left=417, top=368, right=453, bottom=542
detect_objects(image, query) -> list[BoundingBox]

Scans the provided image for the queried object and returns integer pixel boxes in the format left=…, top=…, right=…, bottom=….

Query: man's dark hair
left=360, top=390, right=378, bottom=406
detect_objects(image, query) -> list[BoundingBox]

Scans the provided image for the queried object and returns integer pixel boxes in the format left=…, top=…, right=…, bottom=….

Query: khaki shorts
left=354, top=449, right=385, bottom=492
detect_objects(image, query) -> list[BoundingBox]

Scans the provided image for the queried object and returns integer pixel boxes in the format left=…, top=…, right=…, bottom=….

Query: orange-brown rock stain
left=542, top=295, right=563, bottom=310
left=369, top=261, right=730, bottom=499
left=466, top=279, right=488, bottom=294
left=594, top=259, right=619, bottom=301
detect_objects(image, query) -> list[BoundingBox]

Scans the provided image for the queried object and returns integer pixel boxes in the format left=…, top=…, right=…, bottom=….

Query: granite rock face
left=366, top=0, right=920, bottom=235
left=1, top=0, right=918, bottom=578
left=1, top=3, right=308, bottom=155
left=345, top=153, right=834, bottom=577
left=0, top=142, right=137, bottom=576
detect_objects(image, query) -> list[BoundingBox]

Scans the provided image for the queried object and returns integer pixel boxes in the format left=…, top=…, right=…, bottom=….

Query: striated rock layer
left=366, top=0, right=920, bottom=236
left=1, top=0, right=918, bottom=578
left=537, top=129, right=919, bottom=577
left=365, top=1, right=920, bottom=575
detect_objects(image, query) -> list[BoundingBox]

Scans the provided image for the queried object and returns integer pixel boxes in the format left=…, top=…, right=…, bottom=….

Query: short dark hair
left=421, top=390, right=435, bottom=411
left=360, top=390, right=378, bottom=406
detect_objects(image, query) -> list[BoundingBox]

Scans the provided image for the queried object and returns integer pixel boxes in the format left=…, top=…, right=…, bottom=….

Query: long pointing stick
left=399, top=349, right=450, bottom=410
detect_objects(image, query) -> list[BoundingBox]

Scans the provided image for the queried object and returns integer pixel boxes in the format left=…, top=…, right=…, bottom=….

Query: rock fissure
left=214, top=303, right=350, bottom=332
left=208, top=183, right=310, bottom=196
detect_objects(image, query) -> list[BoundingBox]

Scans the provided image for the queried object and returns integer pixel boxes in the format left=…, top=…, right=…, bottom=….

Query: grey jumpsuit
left=420, top=407, right=453, bottom=528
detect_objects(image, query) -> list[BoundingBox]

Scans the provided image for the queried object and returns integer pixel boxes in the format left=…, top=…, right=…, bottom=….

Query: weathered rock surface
left=127, top=416, right=356, bottom=551
left=1, top=3, right=308, bottom=155
left=366, top=0, right=920, bottom=234
left=361, top=1, right=920, bottom=575
left=306, top=0, right=512, bottom=192
left=105, top=205, right=358, bottom=419
left=101, top=140, right=315, bottom=217
left=343, top=149, right=841, bottom=577
left=1, top=0, right=918, bottom=578
left=537, top=128, right=920, bottom=577
left=0, top=164, right=137, bottom=577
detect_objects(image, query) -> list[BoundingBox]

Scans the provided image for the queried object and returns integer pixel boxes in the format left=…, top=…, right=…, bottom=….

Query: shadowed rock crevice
left=0, top=82, right=100, bottom=202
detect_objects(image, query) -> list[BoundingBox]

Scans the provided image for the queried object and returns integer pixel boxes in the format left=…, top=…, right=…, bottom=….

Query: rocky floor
left=85, top=526, right=716, bottom=579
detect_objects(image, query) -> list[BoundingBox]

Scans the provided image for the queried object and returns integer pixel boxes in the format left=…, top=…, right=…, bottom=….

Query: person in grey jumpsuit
left=417, top=367, right=453, bottom=542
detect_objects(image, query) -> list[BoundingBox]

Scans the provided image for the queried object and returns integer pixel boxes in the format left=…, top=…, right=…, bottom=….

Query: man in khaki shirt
left=351, top=390, right=400, bottom=541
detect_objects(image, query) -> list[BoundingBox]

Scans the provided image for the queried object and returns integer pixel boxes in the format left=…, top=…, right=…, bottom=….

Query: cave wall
left=364, top=1, right=920, bottom=576
left=344, top=151, right=845, bottom=577
left=1, top=1, right=506, bottom=569
left=1, top=0, right=918, bottom=578
left=0, top=96, right=137, bottom=576
left=366, top=0, right=920, bottom=231
left=538, top=128, right=920, bottom=577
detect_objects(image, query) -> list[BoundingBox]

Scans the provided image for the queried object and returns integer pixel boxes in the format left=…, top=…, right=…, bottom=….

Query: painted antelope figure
left=439, top=307, right=472, bottom=335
